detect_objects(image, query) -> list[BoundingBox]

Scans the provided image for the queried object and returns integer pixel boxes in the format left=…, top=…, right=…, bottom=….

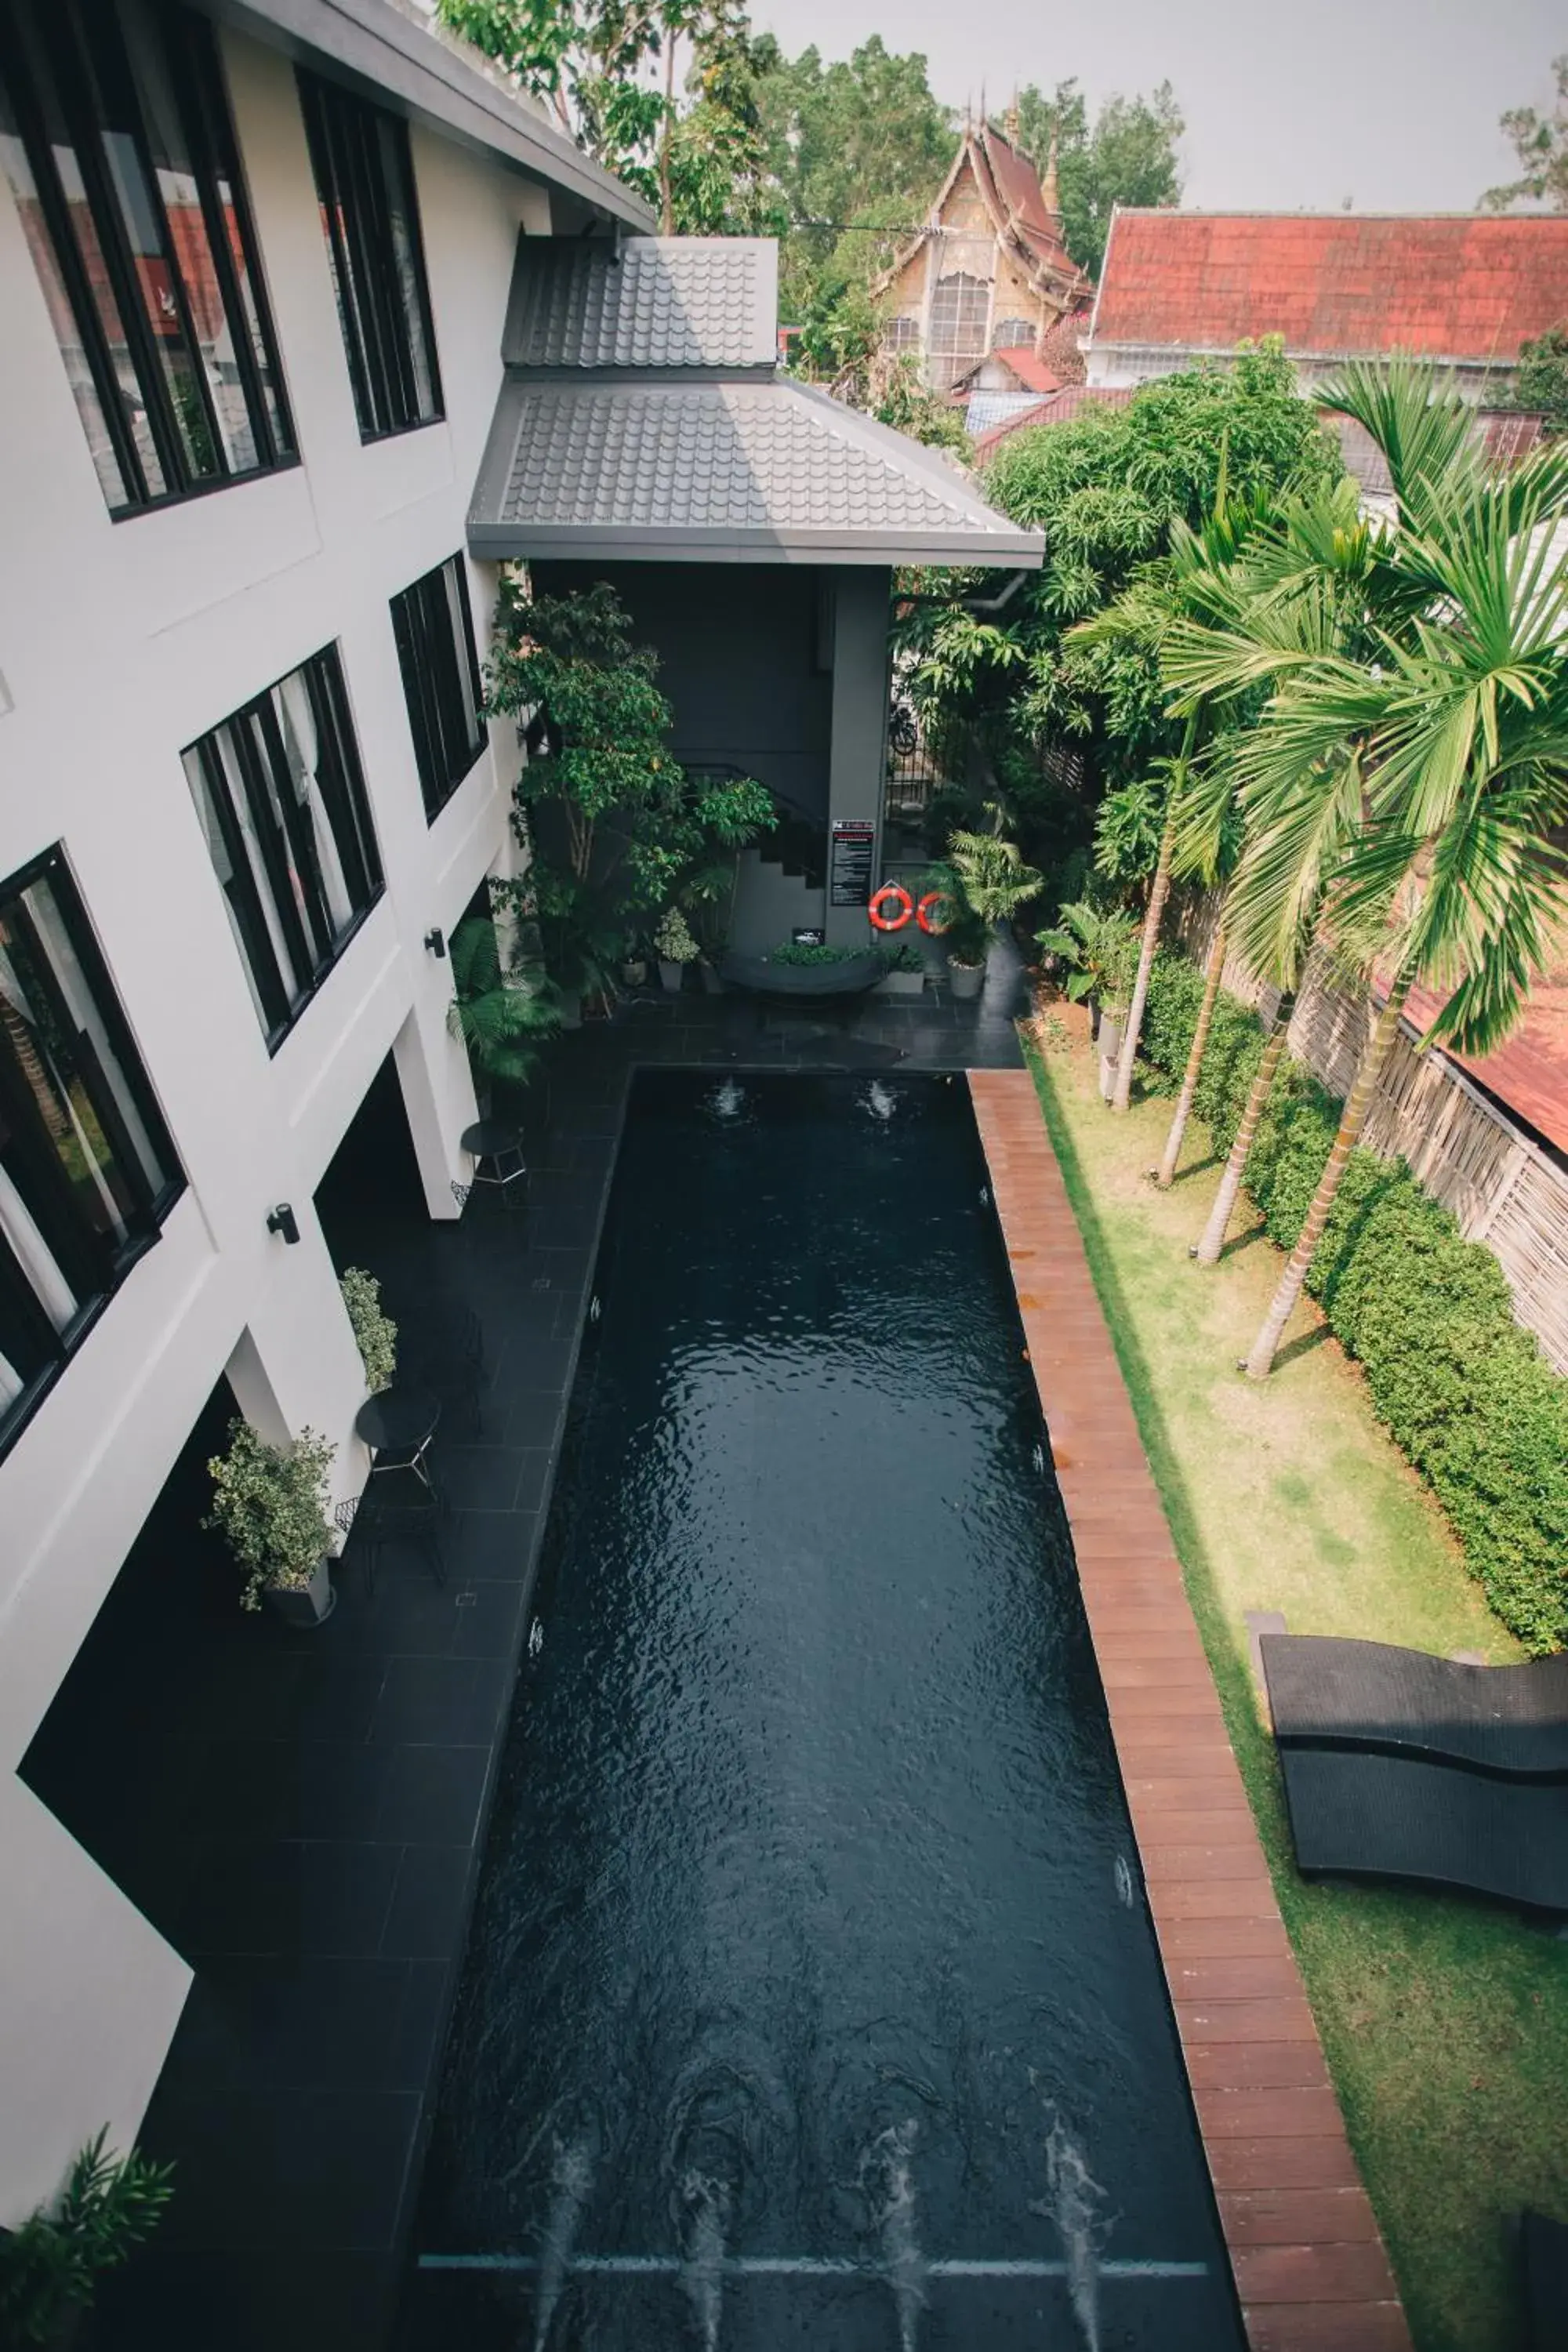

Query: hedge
left=1137, top=951, right=1568, bottom=1654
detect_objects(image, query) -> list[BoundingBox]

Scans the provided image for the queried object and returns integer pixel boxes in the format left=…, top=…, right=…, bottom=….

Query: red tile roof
left=1094, top=212, right=1568, bottom=365
left=979, top=122, right=1055, bottom=242
left=992, top=349, right=1061, bottom=394
left=1405, top=967, right=1568, bottom=1159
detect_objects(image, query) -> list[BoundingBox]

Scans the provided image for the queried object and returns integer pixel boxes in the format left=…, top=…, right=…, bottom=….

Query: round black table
left=460, top=1118, right=527, bottom=1195
left=355, top=1382, right=441, bottom=1487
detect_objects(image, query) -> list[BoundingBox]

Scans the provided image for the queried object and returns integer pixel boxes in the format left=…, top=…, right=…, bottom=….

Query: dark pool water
left=409, top=1072, right=1243, bottom=2351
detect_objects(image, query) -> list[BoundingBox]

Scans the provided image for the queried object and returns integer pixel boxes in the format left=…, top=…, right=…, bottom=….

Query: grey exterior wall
left=533, top=563, right=834, bottom=822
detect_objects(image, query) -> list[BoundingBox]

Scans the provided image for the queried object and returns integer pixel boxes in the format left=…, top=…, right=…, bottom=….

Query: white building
left=0, top=0, right=1040, bottom=2267
left=0, top=0, right=654, bottom=2230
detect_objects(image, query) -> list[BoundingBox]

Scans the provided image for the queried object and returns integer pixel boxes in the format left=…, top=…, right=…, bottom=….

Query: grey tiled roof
left=470, top=379, right=1045, bottom=562
left=504, top=238, right=777, bottom=370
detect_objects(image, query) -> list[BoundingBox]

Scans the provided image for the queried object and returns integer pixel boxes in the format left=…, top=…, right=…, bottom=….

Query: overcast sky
left=754, top=0, right=1562, bottom=215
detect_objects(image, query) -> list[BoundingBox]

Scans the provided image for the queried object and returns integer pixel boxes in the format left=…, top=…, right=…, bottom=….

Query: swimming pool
left=406, top=1071, right=1243, bottom=2350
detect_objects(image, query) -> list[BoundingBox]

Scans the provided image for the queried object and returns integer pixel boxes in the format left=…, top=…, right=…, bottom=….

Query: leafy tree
left=898, top=345, right=1338, bottom=874
left=434, top=0, right=768, bottom=218
left=1511, top=325, right=1568, bottom=434
left=1164, top=361, right=1568, bottom=1376
left=1479, top=53, right=1568, bottom=211
left=756, top=37, right=953, bottom=325
left=485, top=575, right=773, bottom=991
left=1014, top=78, right=1183, bottom=276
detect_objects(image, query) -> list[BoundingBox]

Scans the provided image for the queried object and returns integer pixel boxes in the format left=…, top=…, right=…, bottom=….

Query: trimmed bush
left=1134, top=954, right=1568, bottom=1653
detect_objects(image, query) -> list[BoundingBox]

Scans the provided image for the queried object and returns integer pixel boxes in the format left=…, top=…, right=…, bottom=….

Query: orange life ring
left=916, top=890, right=955, bottom=936
left=868, top=882, right=914, bottom=932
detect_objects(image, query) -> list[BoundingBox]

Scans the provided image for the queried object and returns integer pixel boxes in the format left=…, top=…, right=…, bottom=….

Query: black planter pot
left=263, top=1557, right=336, bottom=1628
left=720, top=950, right=884, bottom=999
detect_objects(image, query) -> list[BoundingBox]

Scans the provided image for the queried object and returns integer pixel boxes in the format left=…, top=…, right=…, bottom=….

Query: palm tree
left=1069, top=485, right=1280, bottom=1113
left=945, top=815, right=1045, bottom=935
left=1157, top=914, right=1227, bottom=1189
left=1167, top=361, right=1568, bottom=1374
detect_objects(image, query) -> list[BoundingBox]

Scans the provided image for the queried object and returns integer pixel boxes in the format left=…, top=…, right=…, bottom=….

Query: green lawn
left=1024, top=1013, right=1568, bottom=2352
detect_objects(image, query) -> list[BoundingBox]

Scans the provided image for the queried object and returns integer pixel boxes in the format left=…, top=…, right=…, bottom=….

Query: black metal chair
left=338, top=1480, right=448, bottom=1595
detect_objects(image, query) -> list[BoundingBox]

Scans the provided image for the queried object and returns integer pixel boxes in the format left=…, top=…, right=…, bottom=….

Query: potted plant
left=339, top=1267, right=396, bottom=1396
left=943, top=819, right=1045, bottom=1000
left=876, top=938, right=927, bottom=997
left=0, top=2130, right=174, bottom=2347
left=654, top=906, right=699, bottom=993
left=1036, top=899, right=1138, bottom=1089
left=922, top=866, right=990, bottom=1000
left=205, top=1418, right=338, bottom=1624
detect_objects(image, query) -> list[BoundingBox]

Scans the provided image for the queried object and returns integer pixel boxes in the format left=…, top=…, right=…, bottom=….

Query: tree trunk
left=1192, top=989, right=1294, bottom=1265
left=1157, top=920, right=1225, bottom=1188
left=659, top=34, right=677, bottom=235
left=1111, top=811, right=1174, bottom=1112
left=1243, top=974, right=1411, bottom=1379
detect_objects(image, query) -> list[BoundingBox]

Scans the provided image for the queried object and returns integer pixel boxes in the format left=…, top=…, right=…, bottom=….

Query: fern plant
left=339, top=1268, right=396, bottom=1395
left=945, top=822, right=1045, bottom=929
left=0, top=2130, right=175, bottom=2343
left=447, top=916, right=561, bottom=1088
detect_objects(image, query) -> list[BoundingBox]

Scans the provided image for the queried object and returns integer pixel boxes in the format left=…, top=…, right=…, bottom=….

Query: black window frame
left=0, top=844, right=184, bottom=1464
left=183, top=644, right=385, bottom=1054
left=296, top=68, right=444, bottom=443
left=390, top=553, right=486, bottom=823
left=0, top=0, right=297, bottom=519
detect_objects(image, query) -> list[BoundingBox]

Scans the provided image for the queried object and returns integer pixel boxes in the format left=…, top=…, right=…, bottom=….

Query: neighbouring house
left=971, top=382, right=1136, bottom=464
left=0, top=0, right=1040, bottom=2299
left=1084, top=210, right=1568, bottom=401
left=951, top=344, right=1062, bottom=439
left=872, top=112, right=1093, bottom=393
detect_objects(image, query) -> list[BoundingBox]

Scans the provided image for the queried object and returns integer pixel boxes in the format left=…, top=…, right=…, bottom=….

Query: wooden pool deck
left=969, top=1068, right=1412, bottom=2352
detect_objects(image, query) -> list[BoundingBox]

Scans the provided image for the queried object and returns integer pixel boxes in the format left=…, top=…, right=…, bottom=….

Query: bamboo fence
left=1176, top=899, right=1568, bottom=1372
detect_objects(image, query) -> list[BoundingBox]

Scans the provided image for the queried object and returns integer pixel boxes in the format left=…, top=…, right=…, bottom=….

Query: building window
left=0, top=849, right=182, bottom=1457
left=993, top=317, right=1034, bottom=350
left=182, top=648, right=383, bottom=1051
left=390, top=555, right=485, bottom=823
left=886, top=314, right=921, bottom=351
left=0, top=0, right=295, bottom=517
left=927, top=270, right=990, bottom=387
left=297, top=71, right=443, bottom=442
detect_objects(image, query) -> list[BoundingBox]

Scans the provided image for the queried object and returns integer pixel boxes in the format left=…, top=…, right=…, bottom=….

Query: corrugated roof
left=967, top=389, right=1054, bottom=438
left=470, top=376, right=1045, bottom=564
left=503, top=238, right=777, bottom=371
left=1092, top=212, right=1568, bottom=363
left=972, top=384, right=1135, bottom=462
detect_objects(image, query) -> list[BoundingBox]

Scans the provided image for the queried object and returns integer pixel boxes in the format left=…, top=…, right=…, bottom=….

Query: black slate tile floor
left=24, top=977, right=1025, bottom=2351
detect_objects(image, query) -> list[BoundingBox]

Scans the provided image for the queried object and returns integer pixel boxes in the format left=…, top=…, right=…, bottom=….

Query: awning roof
left=469, top=238, right=1046, bottom=568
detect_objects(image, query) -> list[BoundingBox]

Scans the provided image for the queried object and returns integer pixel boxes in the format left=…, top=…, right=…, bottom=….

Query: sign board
left=829, top=818, right=875, bottom=909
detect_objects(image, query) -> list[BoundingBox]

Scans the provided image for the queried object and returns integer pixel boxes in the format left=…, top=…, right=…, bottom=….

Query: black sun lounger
left=1523, top=2211, right=1568, bottom=2352
left=1276, top=1747, right=1568, bottom=1911
left=1259, top=1635, right=1568, bottom=1777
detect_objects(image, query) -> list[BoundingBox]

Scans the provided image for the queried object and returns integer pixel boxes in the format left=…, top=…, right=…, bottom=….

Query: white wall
left=0, top=24, right=550, bottom=2221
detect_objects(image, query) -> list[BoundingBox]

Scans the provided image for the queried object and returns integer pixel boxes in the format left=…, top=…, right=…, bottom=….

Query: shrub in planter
left=654, top=906, right=699, bottom=992
left=0, top=2130, right=174, bottom=2347
left=876, top=939, right=926, bottom=995
left=339, top=1267, right=396, bottom=1395
left=205, top=1419, right=337, bottom=1617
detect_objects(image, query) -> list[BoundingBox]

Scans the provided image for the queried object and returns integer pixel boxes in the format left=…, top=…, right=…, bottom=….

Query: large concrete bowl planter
left=720, top=949, right=885, bottom=998
left=948, top=960, right=984, bottom=1001
left=265, top=1555, right=336, bottom=1628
